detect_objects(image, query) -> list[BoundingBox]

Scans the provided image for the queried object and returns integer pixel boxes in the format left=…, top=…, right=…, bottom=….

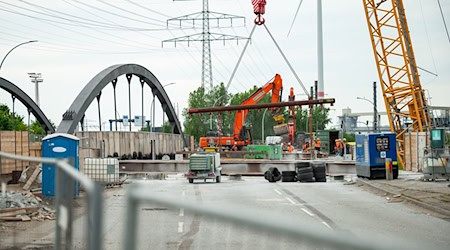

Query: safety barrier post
left=124, top=184, right=139, bottom=250
left=88, top=183, right=103, bottom=250
left=385, top=158, right=393, bottom=180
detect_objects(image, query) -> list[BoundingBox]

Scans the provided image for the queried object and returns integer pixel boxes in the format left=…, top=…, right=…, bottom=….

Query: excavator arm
left=232, top=74, right=283, bottom=140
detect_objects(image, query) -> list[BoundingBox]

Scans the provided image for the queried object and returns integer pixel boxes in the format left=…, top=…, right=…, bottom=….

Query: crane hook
left=252, top=0, right=266, bottom=25
left=255, top=15, right=265, bottom=25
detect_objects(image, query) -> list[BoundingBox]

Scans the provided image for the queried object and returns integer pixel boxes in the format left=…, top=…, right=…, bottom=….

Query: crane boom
left=362, top=0, right=431, bottom=167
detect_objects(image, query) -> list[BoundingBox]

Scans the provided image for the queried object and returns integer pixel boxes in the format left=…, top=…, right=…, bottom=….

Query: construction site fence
left=0, top=151, right=103, bottom=250
left=0, top=151, right=412, bottom=250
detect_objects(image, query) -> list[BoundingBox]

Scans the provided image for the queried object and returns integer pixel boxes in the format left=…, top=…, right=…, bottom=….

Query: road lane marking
left=279, top=187, right=339, bottom=230
left=274, top=189, right=283, bottom=195
left=321, top=221, right=332, bottom=229
left=179, top=208, right=184, bottom=217
left=301, top=208, right=315, bottom=217
left=286, top=197, right=297, bottom=205
left=178, top=222, right=184, bottom=233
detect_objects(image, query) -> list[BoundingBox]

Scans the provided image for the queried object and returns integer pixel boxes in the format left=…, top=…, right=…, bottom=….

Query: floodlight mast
left=28, top=72, right=43, bottom=107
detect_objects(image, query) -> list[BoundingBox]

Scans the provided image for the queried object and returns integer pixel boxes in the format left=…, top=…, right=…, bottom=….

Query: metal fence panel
left=0, top=151, right=102, bottom=250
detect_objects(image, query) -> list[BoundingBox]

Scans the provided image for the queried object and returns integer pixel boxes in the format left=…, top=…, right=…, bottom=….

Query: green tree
left=29, top=120, right=46, bottom=135
left=344, top=133, right=355, bottom=142
left=162, top=121, right=172, bottom=133
left=295, top=107, right=331, bottom=132
left=0, top=104, right=27, bottom=131
left=182, top=83, right=332, bottom=144
left=183, top=83, right=233, bottom=141
left=207, top=83, right=232, bottom=135
left=183, top=86, right=210, bottom=140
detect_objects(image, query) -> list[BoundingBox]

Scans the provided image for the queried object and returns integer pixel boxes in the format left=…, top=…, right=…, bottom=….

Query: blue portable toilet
left=42, top=133, right=79, bottom=197
left=355, top=133, right=398, bottom=179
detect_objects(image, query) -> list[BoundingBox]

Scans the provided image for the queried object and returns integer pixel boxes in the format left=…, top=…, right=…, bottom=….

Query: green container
left=246, top=145, right=282, bottom=160
left=431, top=129, right=445, bottom=149
left=269, top=145, right=282, bottom=160
left=316, top=130, right=330, bottom=140
left=246, top=145, right=270, bottom=159
left=316, top=130, right=340, bottom=154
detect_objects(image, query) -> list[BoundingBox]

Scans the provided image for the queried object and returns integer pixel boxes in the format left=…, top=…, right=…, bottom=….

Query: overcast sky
left=0, top=0, right=449, bottom=131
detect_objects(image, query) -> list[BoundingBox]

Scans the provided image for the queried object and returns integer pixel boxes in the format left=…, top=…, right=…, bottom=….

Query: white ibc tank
left=84, top=158, right=119, bottom=184
left=266, top=136, right=283, bottom=145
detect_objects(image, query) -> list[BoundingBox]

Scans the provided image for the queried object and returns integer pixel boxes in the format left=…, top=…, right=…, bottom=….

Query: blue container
left=355, top=133, right=398, bottom=179
left=42, top=133, right=79, bottom=197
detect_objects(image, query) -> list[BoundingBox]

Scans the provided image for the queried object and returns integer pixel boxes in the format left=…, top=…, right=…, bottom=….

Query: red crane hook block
left=252, top=0, right=266, bottom=25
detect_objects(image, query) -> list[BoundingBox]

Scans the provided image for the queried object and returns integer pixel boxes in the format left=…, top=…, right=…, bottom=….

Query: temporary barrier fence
left=0, top=151, right=103, bottom=250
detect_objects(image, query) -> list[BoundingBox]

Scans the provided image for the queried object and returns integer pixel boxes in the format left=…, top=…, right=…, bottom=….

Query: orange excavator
left=199, top=74, right=290, bottom=149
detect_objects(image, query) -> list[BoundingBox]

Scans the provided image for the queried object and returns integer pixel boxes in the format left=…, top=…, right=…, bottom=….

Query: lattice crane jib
left=362, top=0, right=431, bottom=167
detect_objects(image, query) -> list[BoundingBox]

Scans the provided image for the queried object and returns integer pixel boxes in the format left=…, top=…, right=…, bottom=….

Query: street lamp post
left=356, top=96, right=379, bottom=132
left=357, top=121, right=370, bottom=133
left=0, top=40, right=38, bottom=72
left=210, top=95, right=228, bottom=130
left=261, top=108, right=268, bottom=144
left=28, top=73, right=43, bottom=107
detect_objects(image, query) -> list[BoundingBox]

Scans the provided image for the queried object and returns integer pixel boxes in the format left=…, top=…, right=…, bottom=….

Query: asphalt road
left=95, top=176, right=450, bottom=249
left=2, top=176, right=450, bottom=249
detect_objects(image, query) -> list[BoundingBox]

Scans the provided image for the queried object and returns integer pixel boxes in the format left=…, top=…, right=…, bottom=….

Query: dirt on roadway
left=356, top=171, right=450, bottom=220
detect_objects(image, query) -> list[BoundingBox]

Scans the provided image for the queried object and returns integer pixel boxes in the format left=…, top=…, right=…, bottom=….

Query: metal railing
left=0, top=151, right=103, bottom=250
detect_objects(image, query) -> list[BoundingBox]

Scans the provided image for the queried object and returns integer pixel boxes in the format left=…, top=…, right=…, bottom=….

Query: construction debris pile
left=0, top=191, right=55, bottom=222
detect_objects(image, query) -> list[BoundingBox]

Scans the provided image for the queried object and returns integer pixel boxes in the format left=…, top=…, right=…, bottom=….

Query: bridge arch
left=0, top=77, right=55, bottom=133
left=56, top=64, right=186, bottom=145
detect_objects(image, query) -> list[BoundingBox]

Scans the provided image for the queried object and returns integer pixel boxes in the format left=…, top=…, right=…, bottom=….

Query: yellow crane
left=362, top=0, right=431, bottom=168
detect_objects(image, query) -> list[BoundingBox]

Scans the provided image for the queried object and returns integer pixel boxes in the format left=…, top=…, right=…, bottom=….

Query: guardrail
left=0, top=151, right=103, bottom=250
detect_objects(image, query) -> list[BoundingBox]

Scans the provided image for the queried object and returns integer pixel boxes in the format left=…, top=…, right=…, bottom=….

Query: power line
left=21, top=0, right=167, bottom=31
left=97, top=0, right=181, bottom=28
left=0, top=17, right=169, bottom=54
left=71, top=0, right=175, bottom=29
left=0, top=6, right=159, bottom=50
left=163, top=0, right=248, bottom=90
left=1, top=1, right=144, bottom=31
left=60, top=0, right=166, bottom=42
left=418, top=0, right=439, bottom=77
left=223, top=27, right=268, bottom=81
left=126, top=0, right=172, bottom=18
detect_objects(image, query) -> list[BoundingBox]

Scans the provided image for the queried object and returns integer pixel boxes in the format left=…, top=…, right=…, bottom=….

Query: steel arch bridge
left=0, top=77, right=55, bottom=133
left=56, top=64, right=186, bottom=145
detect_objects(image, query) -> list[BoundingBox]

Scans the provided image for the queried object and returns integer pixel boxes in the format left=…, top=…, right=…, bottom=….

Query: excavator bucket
left=273, top=114, right=285, bottom=124
left=273, top=123, right=290, bottom=135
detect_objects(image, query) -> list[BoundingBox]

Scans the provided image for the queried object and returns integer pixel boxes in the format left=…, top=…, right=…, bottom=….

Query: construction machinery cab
left=239, top=126, right=252, bottom=145
left=206, top=130, right=219, bottom=137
